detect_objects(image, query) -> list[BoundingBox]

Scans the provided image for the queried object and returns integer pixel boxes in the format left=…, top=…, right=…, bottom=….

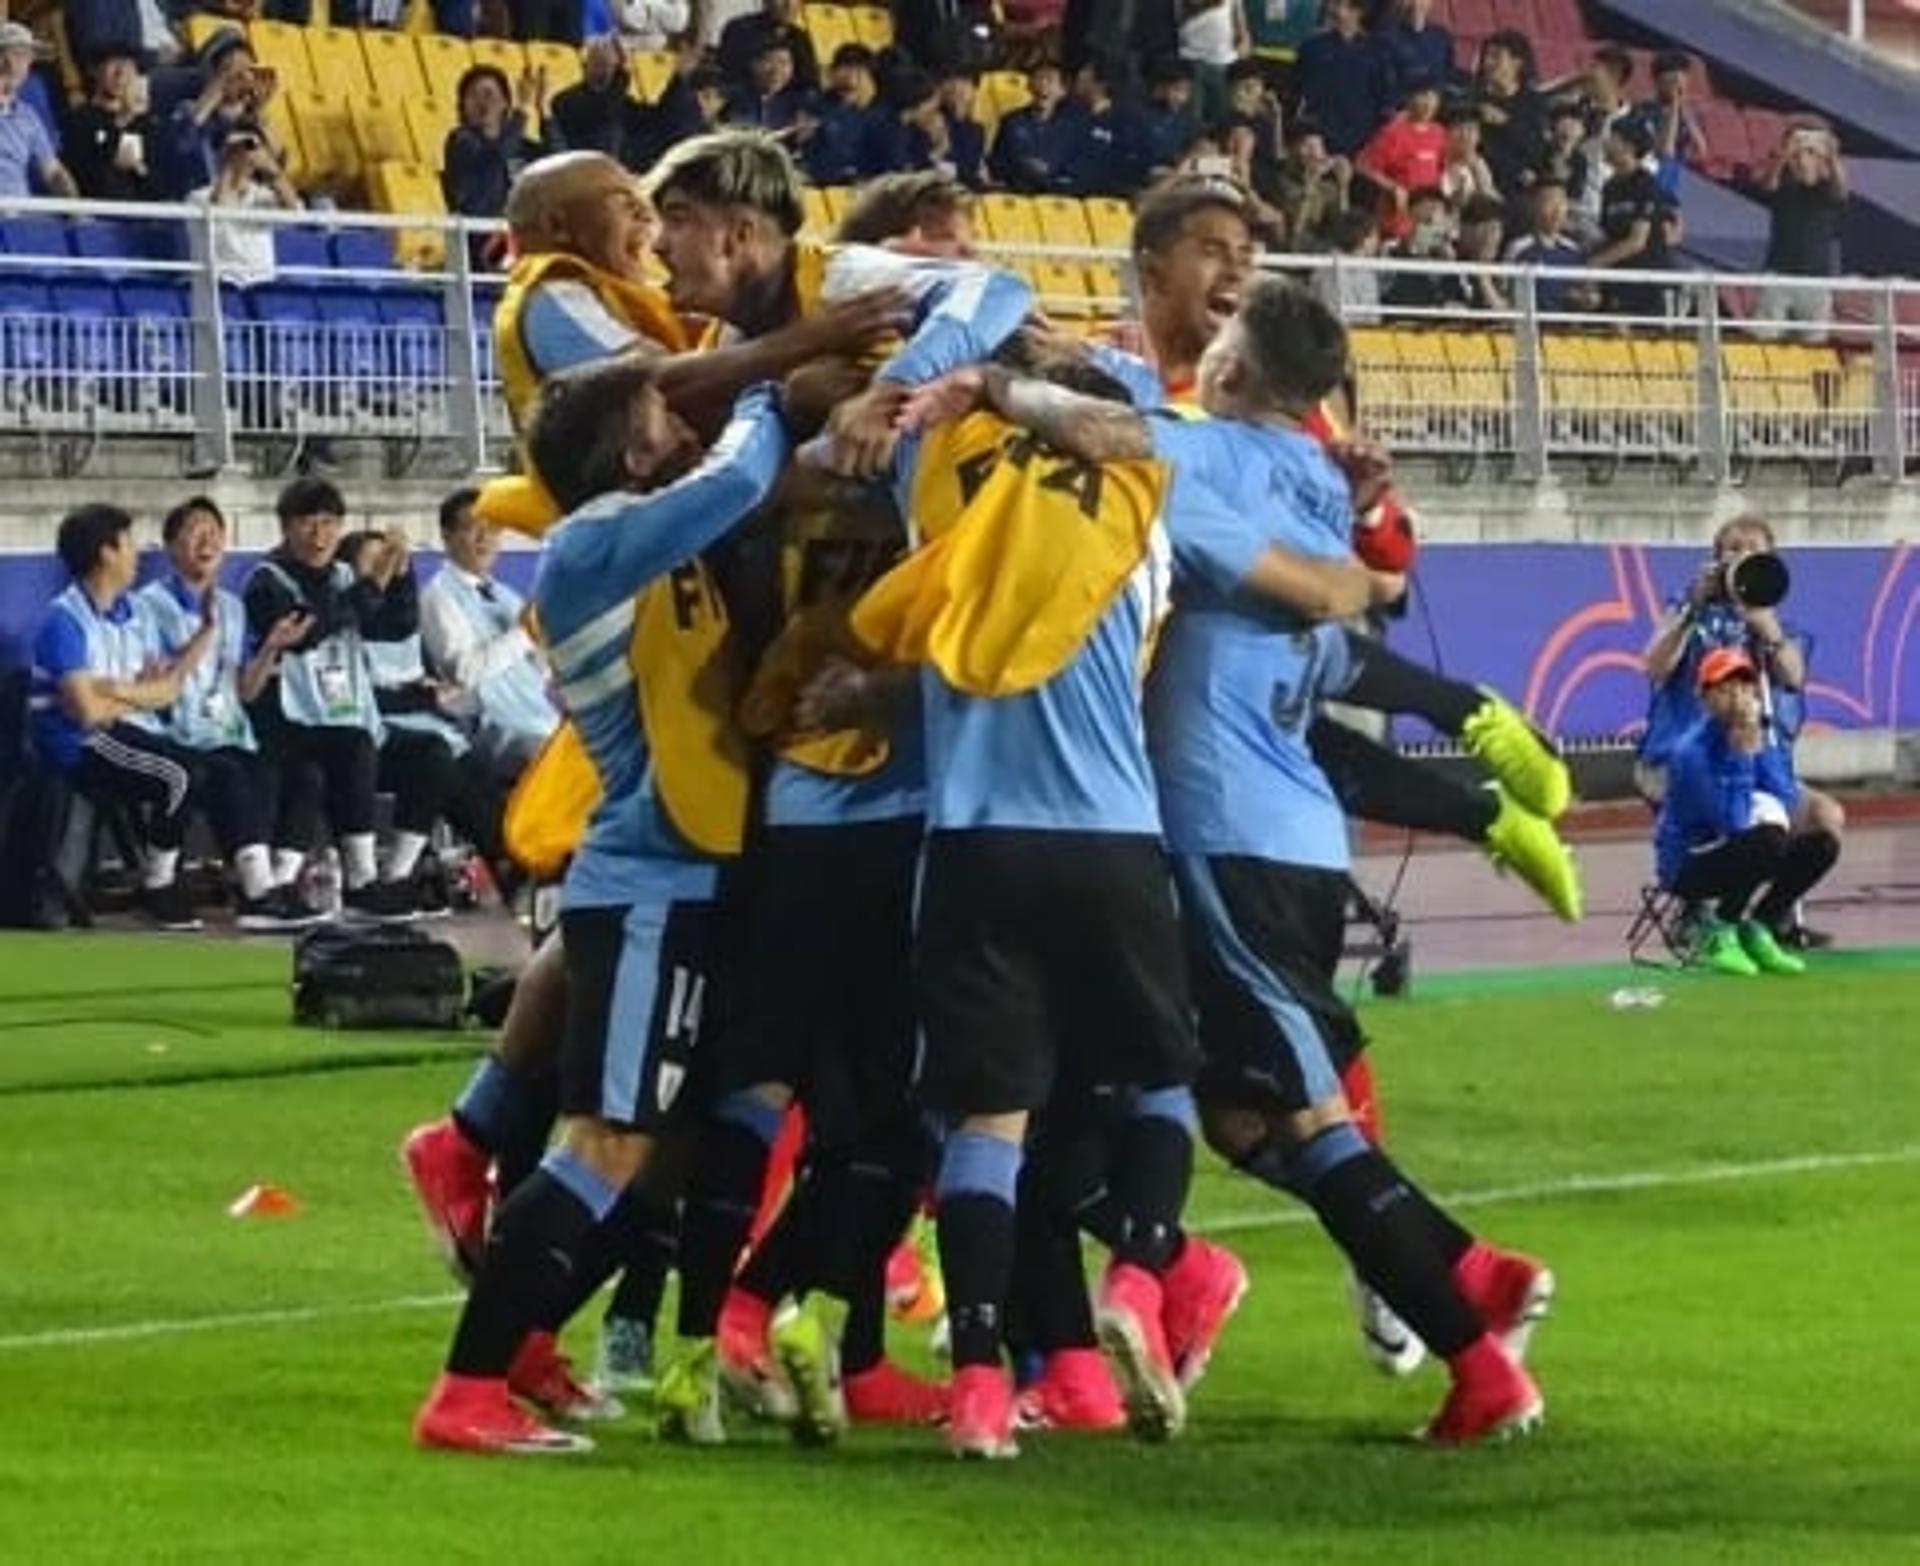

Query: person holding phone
left=190, top=127, right=302, bottom=289
left=170, top=29, right=281, bottom=195
left=64, top=46, right=165, bottom=201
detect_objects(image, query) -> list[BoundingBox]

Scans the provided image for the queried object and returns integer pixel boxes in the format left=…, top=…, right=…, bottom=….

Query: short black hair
left=1608, top=116, right=1654, bottom=159
left=1236, top=275, right=1348, bottom=409
left=1285, top=116, right=1327, bottom=147
left=1592, top=45, right=1633, bottom=83
left=1460, top=193, right=1508, bottom=228
left=161, top=495, right=224, bottom=544
left=438, top=486, right=480, bottom=536
left=1441, top=101, right=1480, bottom=128
left=57, top=504, right=134, bottom=580
left=1147, top=58, right=1190, bottom=89
left=1330, top=207, right=1379, bottom=252
left=887, top=66, right=938, bottom=111
left=1226, top=58, right=1266, bottom=87
left=1483, top=29, right=1534, bottom=73
left=1653, top=49, right=1692, bottom=79
left=1131, top=174, right=1255, bottom=259
left=1407, top=184, right=1447, bottom=208
left=937, top=62, right=980, bottom=85
left=830, top=42, right=875, bottom=71
left=526, top=355, right=665, bottom=514
left=1550, top=97, right=1589, bottom=125
left=751, top=36, right=794, bottom=61
left=277, top=476, right=347, bottom=523
left=456, top=63, right=513, bottom=109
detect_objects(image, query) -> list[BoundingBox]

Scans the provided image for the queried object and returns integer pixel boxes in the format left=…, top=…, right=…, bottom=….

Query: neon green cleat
left=1462, top=695, right=1573, bottom=821
left=656, top=1339, right=726, bottom=1445
left=1739, top=920, right=1807, bottom=976
left=1482, top=787, right=1584, bottom=922
left=771, top=1300, right=846, bottom=1448
left=1696, top=920, right=1761, bottom=977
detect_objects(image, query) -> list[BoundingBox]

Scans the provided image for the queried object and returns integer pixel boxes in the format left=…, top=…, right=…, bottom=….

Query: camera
left=1716, top=550, right=1791, bottom=609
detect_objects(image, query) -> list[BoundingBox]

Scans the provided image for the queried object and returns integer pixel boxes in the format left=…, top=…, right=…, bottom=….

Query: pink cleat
left=1094, top=1263, right=1187, bottom=1442
left=1452, top=1242, right=1556, bottom=1364
left=1420, top=1335, right=1544, bottom=1446
left=413, top=1372, right=592, bottom=1455
left=507, top=1331, right=625, bottom=1422
left=844, top=1360, right=949, bottom=1425
left=716, top=1288, right=797, bottom=1421
left=947, top=1364, right=1019, bottom=1459
left=401, top=1118, right=492, bottom=1285
left=1160, top=1237, right=1249, bottom=1393
left=1016, top=1347, right=1126, bottom=1432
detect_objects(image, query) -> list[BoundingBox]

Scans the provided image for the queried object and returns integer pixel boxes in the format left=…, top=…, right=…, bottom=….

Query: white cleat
left=1350, top=1273, right=1429, bottom=1378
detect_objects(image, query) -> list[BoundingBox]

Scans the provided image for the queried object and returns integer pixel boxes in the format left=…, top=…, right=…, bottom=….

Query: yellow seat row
left=802, top=4, right=894, bottom=56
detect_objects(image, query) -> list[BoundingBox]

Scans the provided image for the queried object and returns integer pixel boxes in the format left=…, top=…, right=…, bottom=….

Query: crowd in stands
left=25, top=481, right=558, bottom=929
left=0, top=1, right=1855, bottom=317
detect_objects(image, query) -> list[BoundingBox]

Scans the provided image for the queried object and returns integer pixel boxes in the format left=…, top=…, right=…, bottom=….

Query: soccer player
left=946, top=278, right=1555, bottom=1446
left=412, top=362, right=791, bottom=1457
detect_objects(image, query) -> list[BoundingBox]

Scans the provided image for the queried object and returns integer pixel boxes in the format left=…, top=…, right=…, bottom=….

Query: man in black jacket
left=547, top=36, right=648, bottom=169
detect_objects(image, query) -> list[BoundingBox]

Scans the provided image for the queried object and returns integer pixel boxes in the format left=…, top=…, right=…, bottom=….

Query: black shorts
left=1173, top=855, right=1364, bottom=1117
left=915, top=828, right=1197, bottom=1117
left=558, top=897, right=715, bottom=1133
left=711, top=817, right=923, bottom=1147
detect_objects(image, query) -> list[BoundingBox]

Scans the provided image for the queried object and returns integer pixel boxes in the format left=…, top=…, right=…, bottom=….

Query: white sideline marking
left=1199, top=1144, right=1920, bottom=1235
left=3, top=1145, right=1918, bottom=1354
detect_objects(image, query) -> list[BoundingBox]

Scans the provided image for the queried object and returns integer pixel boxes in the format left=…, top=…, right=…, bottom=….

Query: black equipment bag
left=292, top=923, right=466, bottom=1030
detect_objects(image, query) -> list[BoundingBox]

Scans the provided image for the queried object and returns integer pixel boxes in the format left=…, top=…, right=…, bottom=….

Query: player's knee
left=1198, top=1100, right=1268, bottom=1166
left=558, top=1117, right=651, bottom=1189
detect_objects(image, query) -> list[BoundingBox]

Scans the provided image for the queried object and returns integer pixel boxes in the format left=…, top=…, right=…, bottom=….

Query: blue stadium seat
left=0, top=217, right=72, bottom=259
left=242, top=286, right=324, bottom=383
left=69, top=219, right=143, bottom=276
left=0, top=279, right=54, bottom=378
left=271, top=226, right=335, bottom=281
left=117, top=283, right=196, bottom=414
left=315, top=288, right=386, bottom=385
left=377, top=290, right=446, bottom=383
left=47, top=282, right=125, bottom=383
left=331, top=228, right=397, bottom=281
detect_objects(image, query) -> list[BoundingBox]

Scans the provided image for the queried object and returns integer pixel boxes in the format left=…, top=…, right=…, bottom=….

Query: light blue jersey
left=535, top=387, right=789, bottom=909
left=29, top=582, right=161, bottom=770
left=763, top=722, right=927, bottom=827
left=136, top=576, right=255, bottom=753
left=521, top=279, right=646, bottom=379
left=1148, top=413, right=1355, bottom=576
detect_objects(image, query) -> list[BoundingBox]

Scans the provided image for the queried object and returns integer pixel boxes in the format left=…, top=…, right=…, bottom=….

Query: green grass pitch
left=4, top=932, right=1919, bottom=1565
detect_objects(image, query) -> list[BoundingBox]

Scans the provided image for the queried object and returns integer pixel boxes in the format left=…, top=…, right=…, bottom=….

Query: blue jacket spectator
left=1505, top=182, right=1587, bottom=313
left=1654, top=707, right=1799, bottom=891
left=725, top=38, right=807, bottom=133
left=862, top=70, right=947, bottom=178
left=937, top=66, right=988, bottom=190
left=1295, top=0, right=1392, bottom=156
left=162, top=29, right=274, bottom=198
left=719, top=0, right=819, bottom=94
left=1059, top=58, right=1140, bottom=197
left=1380, top=0, right=1453, bottom=95
left=801, top=43, right=883, bottom=185
left=988, top=61, right=1075, bottom=192
left=1138, top=59, right=1199, bottom=178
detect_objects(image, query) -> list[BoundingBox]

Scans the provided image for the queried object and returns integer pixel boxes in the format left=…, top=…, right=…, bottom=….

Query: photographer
left=1757, top=118, right=1848, bottom=337
left=1639, top=515, right=1843, bottom=948
left=191, top=127, right=301, bottom=289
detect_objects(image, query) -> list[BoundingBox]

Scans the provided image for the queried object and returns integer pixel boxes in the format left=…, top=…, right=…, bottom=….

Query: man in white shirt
left=191, top=129, right=301, bottom=289
left=420, top=486, right=559, bottom=781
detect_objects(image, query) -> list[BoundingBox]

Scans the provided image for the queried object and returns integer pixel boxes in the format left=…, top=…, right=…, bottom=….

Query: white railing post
left=1695, top=279, right=1730, bottom=484
left=1872, top=282, right=1907, bottom=482
left=1512, top=268, right=1547, bottom=482
left=183, top=204, right=235, bottom=475
left=443, top=226, right=486, bottom=474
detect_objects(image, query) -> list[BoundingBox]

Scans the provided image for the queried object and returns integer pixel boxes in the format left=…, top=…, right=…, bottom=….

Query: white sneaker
left=1349, top=1272, right=1428, bottom=1377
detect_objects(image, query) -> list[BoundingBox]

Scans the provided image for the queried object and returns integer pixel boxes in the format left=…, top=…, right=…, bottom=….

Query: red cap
left=1697, top=646, right=1758, bottom=692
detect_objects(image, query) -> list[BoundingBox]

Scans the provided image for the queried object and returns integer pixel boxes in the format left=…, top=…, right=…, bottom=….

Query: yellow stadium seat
left=1033, top=195, right=1093, bottom=248
left=404, top=0, right=435, bottom=33
left=980, top=192, right=1041, bottom=246
left=362, top=27, right=430, bottom=102
left=304, top=27, right=373, bottom=100
left=415, top=33, right=475, bottom=110
left=1080, top=196, right=1132, bottom=250
left=1082, top=260, right=1127, bottom=314
left=370, top=160, right=448, bottom=267
left=1721, top=342, right=1777, bottom=414
left=287, top=89, right=359, bottom=186
left=348, top=95, right=416, bottom=169
left=1542, top=334, right=1605, bottom=413
left=981, top=70, right=1030, bottom=119
left=1438, top=330, right=1506, bottom=406
left=820, top=185, right=852, bottom=222
left=526, top=41, right=584, bottom=98
left=1028, top=260, right=1092, bottom=318
left=1629, top=335, right=1691, bottom=409
left=804, top=5, right=858, bottom=61
left=247, top=20, right=318, bottom=94
left=630, top=49, right=675, bottom=102
left=849, top=4, right=893, bottom=47
left=183, top=14, right=239, bottom=54
left=1390, top=330, right=1455, bottom=405
left=470, top=36, right=529, bottom=89
left=402, top=96, right=455, bottom=173
left=257, top=89, right=308, bottom=186
left=1346, top=327, right=1408, bottom=413
left=801, top=186, right=835, bottom=238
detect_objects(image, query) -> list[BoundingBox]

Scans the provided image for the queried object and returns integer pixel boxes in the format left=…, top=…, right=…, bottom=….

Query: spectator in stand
left=1359, top=74, right=1445, bottom=241
left=1455, top=189, right=1509, bottom=310
left=1138, top=57, right=1201, bottom=181
left=1380, top=0, right=1451, bottom=97
left=1505, top=176, right=1591, bottom=315
left=421, top=488, right=560, bottom=782
left=863, top=66, right=946, bottom=176
left=1246, top=0, right=1320, bottom=63
left=725, top=38, right=806, bottom=132
left=697, top=0, right=759, bottom=48
left=0, top=35, right=76, bottom=199
left=191, top=129, right=301, bottom=289
left=444, top=64, right=547, bottom=223
left=1636, top=49, right=1706, bottom=198
left=988, top=58, right=1072, bottom=193
left=1757, top=119, right=1849, bottom=335
left=611, top=0, right=690, bottom=49
left=1539, top=99, right=1593, bottom=236
left=1382, top=186, right=1466, bottom=312
left=644, top=56, right=727, bottom=159
left=1327, top=205, right=1382, bottom=321
left=1179, top=1, right=1249, bottom=130
left=65, top=47, right=167, bottom=202
left=1472, top=30, right=1546, bottom=203
left=896, top=0, right=995, bottom=74
left=243, top=478, right=417, bottom=922
left=1590, top=116, right=1673, bottom=320
left=719, top=0, right=818, bottom=94
left=1439, top=99, right=1498, bottom=207
left=1219, top=58, right=1282, bottom=170
left=1275, top=119, right=1352, bottom=248
left=1060, top=53, right=1139, bottom=197
left=800, top=42, right=882, bottom=184
left=936, top=64, right=988, bottom=189
left=62, top=1, right=185, bottom=72
left=135, top=497, right=320, bottom=930
left=29, top=505, right=215, bottom=931
left=0, top=23, right=59, bottom=139
left=168, top=31, right=276, bottom=198
left=1581, top=45, right=1635, bottom=148
left=516, top=0, right=587, bottom=46
left=1294, top=0, right=1391, bottom=157
left=549, top=36, right=648, bottom=167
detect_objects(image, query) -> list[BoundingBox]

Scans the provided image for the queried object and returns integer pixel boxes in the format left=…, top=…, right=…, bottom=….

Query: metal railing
left=0, top=196, right=1914, bottom=485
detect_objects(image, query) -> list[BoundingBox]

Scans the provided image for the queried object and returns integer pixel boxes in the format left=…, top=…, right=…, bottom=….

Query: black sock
left=1309, top=718, right=1500, bottom=842
left=1341, top=630, right=1483, bottom=735
left=1753, top=830, right=1840, bottom=929
left=675, top=1118, right=774, bottom=1340
left=607, top=1194, right=678, bottom=1327
left=1404, top=1185, right=1474, bottom=1269
left=1013, top=1194, right=1097, bottom=1354
left=736, top=1177, right=810, bottom=1304
left=487, top=1070, right=559, bottom=1202
left=447, top=1164, right=602, bottom=1377
left=1108, top=1097, right=1194, bottom=1274
left=1284, top=1127, right=1483, bottom=1360
left=941, top=1192, right=1018, bottom=1368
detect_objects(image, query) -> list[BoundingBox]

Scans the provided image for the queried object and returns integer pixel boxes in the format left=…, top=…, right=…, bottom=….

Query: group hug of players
left=400, top=132, right=1584, bottom=1460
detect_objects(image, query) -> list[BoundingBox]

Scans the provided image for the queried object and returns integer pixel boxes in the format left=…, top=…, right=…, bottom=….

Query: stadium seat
left=1450, top=0, right=1496, bottom=37
left=416, top=34, right=475, bottom=109
left=47, top=282, right=122, bottom=391
left=1743, top=108, right=1791, bottom=162
left=362, top=27, right=430, bottom=102
left=469, top=37, right=529, bottom=89
left=246, top=21, right=318, bottom=95
left=1533, top=37, right=1585, bottom=85
left=377, top=290, right=448, bottom=384
left=0, top=278, right=55, bottom=389
left=803, top=5, right=858, bottom=61
left=331, top=227, right=397, bottom=278
left=0, top=216, right=73, bottom=259
left=288, top=90, right=361, bottom=187
left=1081, top=197, right=1132, bottom=249
left=1489, top=0, right=1539, bottom=36
left=526, top=41, right=584, bottom=99
left=305, top=27, right=374, bottom=100
left=369, top=161, right=449, bottom=268
left=1696, top=100, right=1753, bottom=175
left=258, top=88, right=308, bottom=185
left=1530, top=0, right=1587, bottom=38
left=1083, top=259, right=1127, bottom=313
left=1027, top=259, right=1092, bottom=318
left=348, top=96, right=417, bottom=170
left=979, top=193, right=1041, bottom=245
left=68, top=219, right=146, bottom=278
left=1033, top=195, right=1094, bottom=248
left=849, top=5, right=892, bottom=48
left=271, top=225, right=335, bottom=281
left=978, top=71, right=1030, bottom=139
left=630, top=49, right=675, bottom=102
left=801, top=186, right=835, bottom=238
left=182, top=14, right=239, bottom=54
left=403, top=97, right=455, bottom=173
left=117, top=281, right=195, bottom=415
